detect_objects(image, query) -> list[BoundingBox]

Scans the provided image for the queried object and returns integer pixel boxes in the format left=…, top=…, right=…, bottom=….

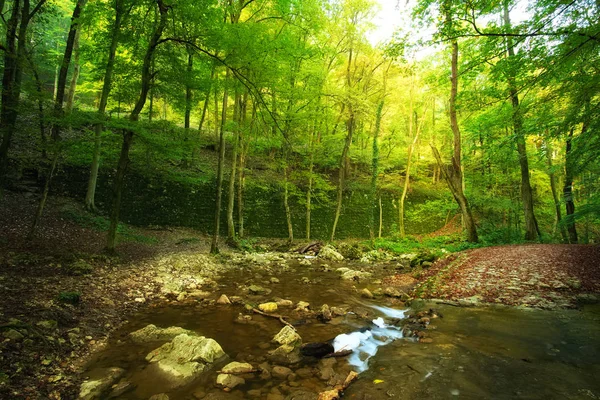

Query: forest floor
left=1, top=191, right=599, bottom=399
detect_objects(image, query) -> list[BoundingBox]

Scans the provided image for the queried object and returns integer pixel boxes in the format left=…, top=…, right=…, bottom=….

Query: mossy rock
left=337, top=243, right=365, bottom=260
left=410, top=251, right=437, bottom=268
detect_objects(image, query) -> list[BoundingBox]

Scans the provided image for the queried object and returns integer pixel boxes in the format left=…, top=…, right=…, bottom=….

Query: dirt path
left=412, top=244, right=600, bottom=308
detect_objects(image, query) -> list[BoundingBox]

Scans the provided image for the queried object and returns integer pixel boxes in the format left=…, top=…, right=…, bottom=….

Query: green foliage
left=58, top=291, right=81, bottom=305
left=65, top=260, right=94, bottom=276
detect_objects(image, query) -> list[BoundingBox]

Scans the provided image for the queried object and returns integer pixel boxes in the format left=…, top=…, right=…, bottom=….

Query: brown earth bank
left=409, top=244, right=600, bottom=308
left=1, top=191, right=599, bottom=399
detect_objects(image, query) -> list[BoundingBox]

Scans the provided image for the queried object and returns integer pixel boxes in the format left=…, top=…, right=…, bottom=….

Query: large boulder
left=272, top=326, right=301, bottom=346
left=145, top=333, right=226, bottom=387
left=269, top=326, right=302, bottom=365
left=130, top=324, right=195, bottom=344
left=318, top=245, right=344, bottom=261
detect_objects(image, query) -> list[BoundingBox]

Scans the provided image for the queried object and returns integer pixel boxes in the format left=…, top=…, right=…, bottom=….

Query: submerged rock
left=300, top=342, right=334, bottom=358
left=145, top=333, right=226, bottom=387
left=221, top=361, right=254, bottom=374
left=216, top=373, right=245, bottom=389
left=130, top=324, right=195, bottom=344
left=336, top=268, right=371, bottom=281
left=78, top=367, right=125, bottom=400
left=216, top=294, right=231, bottom=305
left=272, top=326, right=301, bottom=346
left=248, top=285, right=269, bottom=295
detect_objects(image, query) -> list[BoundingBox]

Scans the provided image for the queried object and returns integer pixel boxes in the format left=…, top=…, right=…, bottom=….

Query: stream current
left=82, top=260, right=600, bottom=399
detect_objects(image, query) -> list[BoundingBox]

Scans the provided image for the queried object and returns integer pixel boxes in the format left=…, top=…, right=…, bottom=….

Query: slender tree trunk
left=107, top=0, right=168, bottom=252
left=331, top=47, right=354, bottom=242
left=213, top=84, right=219, bottom=143
left=226, top=91, right=240, bottom=241
left=210, top=69, right=230, bottom=254
left=432, top=37, right=478, bottom=242
left=378, top=195, right=383, bottom=238
left=29, top=0, right=85, bottom=239
left=306, top=122, right=316, bottom=240
left=331, top=112, right=354, bottom=241
left=544, top=139, right=567, bottom=241
left=563, top=129, right=578, bottom=243
left=282, top=165, right=294, bottom=243
left=238, top=100, right=254, bottom=238
left=198, top=64, right=215, bottom=132
left=65, top=29, right=81, bottom=113
left=184, top=45, right=193, bottom=129
left=27, top=54, right=46, bottom=158
left=369, top=100, right=383, bottom=240
left=503, top=2, right=539, bottom=241
left=85, top=0, right=125, bottom=211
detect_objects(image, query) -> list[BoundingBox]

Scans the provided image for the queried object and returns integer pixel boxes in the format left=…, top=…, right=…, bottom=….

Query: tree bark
left=65, top=28, right=81, bottom=113
left=29, top=0, right=85, bottom=238
left=563, top=129, right=578, bottom=243
left=210, top=68, right=230, bottom=254
left=226, top=91, right=241, bottom=241
left=85, top=0, right=127, bottom=211
left=431, top=38, right=478, bottom=243
left=184, top=45, right=193, bottom=129
left=503, top=2, right=539, bottom=241
left=198, top=63, right=215, bottom=132
left=544, top=139, right=567, bottom=242
left=107, top=0, right=168, bottom=252
left=369, top=100, right=383, bottom=240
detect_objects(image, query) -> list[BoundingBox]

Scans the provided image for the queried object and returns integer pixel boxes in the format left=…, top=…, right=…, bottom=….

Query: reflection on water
left=82, top=261, right=600, bottom=399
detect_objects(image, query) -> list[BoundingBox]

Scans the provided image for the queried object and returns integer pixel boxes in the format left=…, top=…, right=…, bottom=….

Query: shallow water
left=82, top=261, right=600, bottom=399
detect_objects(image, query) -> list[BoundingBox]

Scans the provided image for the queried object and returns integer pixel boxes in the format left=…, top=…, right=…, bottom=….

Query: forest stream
left=79, top=260, right=600, bottom=400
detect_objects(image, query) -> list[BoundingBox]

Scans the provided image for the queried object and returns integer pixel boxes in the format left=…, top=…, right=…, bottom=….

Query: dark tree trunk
left=563, top=129, right=578, bottom=243
left=432, top=38, right=478, bottom=243
left=29, top=0, right=83, bottom=239
left=184, top=45, right=193, bottom=129
left=85, top=0, right=127, bottom=211
left=503, top=2, right=540, bottom=241
left=210, top=68, right=230, bottom=254
left=107, top=0, right=169, bottom=252
left=544, top=139, right=567, bottom=242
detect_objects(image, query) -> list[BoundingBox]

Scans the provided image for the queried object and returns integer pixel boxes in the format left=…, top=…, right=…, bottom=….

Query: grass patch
left=60, top=204, right=158, bottom=244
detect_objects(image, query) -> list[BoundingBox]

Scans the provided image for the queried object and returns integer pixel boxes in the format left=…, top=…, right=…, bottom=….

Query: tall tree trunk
left=1, top=0, right=46, bottom=190
left=26, top=53, right=46, bottom=158
left=210, top=69, right=230, bottom=254
left=29, top=0, right=84, bottom=239
left=283, top=165, right=294, bottom=243
left=369, top=100, right=383, bottom=240
left=306, top=121, right=316, bottom=240
left=331, top=112, right=354, bottom=241
left=544, top=139, right=567, bottom=241
left=432, top=38, right=478, bottom=243
left=238, top=99, right=253, bottom=238
left=198, top=63, right=215, bottom=132
left=65, top=28, right=81, bottom=113
left=184, top=45, right=193, bottom=129
left=213, top=84, right=219, bottom=143
left=503, top=2, right=539, bottom=241
left=330, top=46, right=354, bottom=242
left=563, top=129, right=578, bottom=243
left=85, top=0, right=126, bottom=211
left=107, top=0, right=168, bottom=252
left=226, top=91, right=240, bottom=241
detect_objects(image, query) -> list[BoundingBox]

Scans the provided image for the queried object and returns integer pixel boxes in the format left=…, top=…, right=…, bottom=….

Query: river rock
left=295, top=301, right=310, bottom=312
left=337, top=268, right=371, bottom=281
left=277, top=299, right=294, bottom=307
left=360, top=288, right=374, bottom=299
left=78, top=367, right=125, bottom=400
left=273, top=326, right=301, bottom=346
left=300, top=259, right=312, bottom=266
left=145, top=333, right=225, bottom=387
left=268, top=344, right=302, bottom=365
left=272, top=365, right=293, bottom=379
left=457, top=295, right=482, bottom=307
left=384, top=287, right=404, bottom=298
left=270, top=277, right=280, bottom=284
left=130, top=324, right=195, bottom=344
left=148, top=394, right=169, bottom=400
left=221, top=361, right=254, bottom=374
left=318, top=245, right=344, bottom=261
left=320, top=304, right=332, bottom=321
left=216, top=294, right=231, bottom=305
left=248, top=285, right=269, bottom=295
left=216, top=373, right=245, bottom=389
left=259, top=302, right=278, bottom=313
